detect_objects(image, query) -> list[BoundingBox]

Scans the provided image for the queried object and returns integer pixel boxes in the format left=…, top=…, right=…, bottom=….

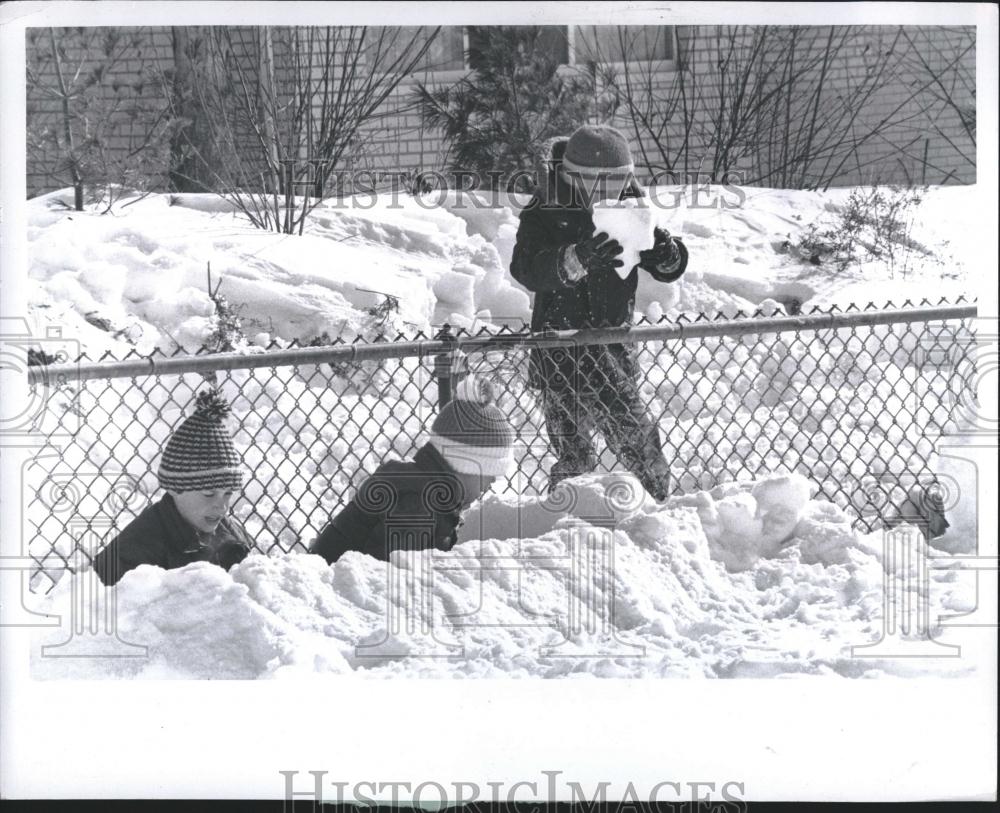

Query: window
left=572, top=26, right=674, bottom=64
left=467, top=26, right=570, bottom=70
left=373, top=25, right=675, bottom=75
left=367, top=26, right=466, bottom=73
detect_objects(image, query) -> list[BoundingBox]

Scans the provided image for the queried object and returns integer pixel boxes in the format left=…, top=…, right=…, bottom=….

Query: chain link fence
left=24, top=298, right=978, bottom=592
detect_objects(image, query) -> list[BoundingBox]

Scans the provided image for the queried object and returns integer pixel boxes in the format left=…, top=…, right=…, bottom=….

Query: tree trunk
left=169, top=27, right=216, bottom=192
left=257, top=27, right=281, bottom=194
left=47, top=28, right=84, bottom=210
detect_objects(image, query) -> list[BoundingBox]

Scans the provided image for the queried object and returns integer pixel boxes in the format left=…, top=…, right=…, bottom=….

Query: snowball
left=758, top=298, right=782, bottom=317
left=692, top=474, right=816, bottom=572
left=793, top=501, right=860, bottom=566
left=591, top=198, right=656, bottom=279
left=434, top=270, right=477, bottom=311
left=752, top=473, right=813, bottom=546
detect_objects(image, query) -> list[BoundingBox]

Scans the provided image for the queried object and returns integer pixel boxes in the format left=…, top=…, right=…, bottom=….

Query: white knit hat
left=427, top=376, right=515, bottom=477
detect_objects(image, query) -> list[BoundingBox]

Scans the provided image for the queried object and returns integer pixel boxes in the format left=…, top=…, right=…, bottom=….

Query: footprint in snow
left=681, top=221, right=714, bottom=239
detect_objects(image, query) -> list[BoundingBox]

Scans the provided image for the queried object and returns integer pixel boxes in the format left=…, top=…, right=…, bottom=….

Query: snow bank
left=31, top=473, right=976, bottom=679
left=24, top=183, right=981, bottom=678
left=26, top=189, right=531, bottom=354
left=27, top=184, right=975, bottom=358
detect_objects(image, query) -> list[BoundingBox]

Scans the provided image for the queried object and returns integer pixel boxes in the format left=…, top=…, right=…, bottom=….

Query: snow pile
left=643, top=185, right=976, bottom=315
left=24, top=183, right=982, bottom=678
left=33, top=560, right=352, bottom=679
left=673, top=475, right=815, bottom=572
left=31, top=472, right=977, bottom=680
left=27, top=184, right=975, bottom=359
left=459, top=472, right=819, bottom=574
left=26, top=189, right=531, bottom=355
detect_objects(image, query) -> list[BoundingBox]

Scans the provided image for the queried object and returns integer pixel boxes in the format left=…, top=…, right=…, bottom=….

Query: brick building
left=25, top=25, right=976, bottom=198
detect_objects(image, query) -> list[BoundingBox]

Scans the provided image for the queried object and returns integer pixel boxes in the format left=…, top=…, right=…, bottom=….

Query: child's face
left=558, top=167, right=620, bottom=206
left=171, top=489, right=235, bottom=534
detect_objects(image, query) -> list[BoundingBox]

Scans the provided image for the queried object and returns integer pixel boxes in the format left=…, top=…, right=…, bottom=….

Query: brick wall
left=25, top=27, right=175, bottom=198
left=350, top=24, right=976, bottom=188
left=25, top=25, right=976, bottom=198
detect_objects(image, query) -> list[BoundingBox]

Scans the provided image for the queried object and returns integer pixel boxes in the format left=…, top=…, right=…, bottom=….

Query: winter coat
left=92, top=494, right=253, bottom=586
left=310, top=443, right=467, bottom=564
left=510, top=136, right=687, bottom=392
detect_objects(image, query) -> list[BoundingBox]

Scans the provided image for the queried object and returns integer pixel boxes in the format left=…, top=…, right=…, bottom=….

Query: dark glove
left=574, top=231, right=624, bottom=276
left=214, top=541, right=250, bottom=571
left=638, top=227, right=687, bottom=282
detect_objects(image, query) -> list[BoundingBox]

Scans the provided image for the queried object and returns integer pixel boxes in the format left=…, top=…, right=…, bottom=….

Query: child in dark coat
left=92, top=389, right=253, bottom=586
left=310, top=376, right=515, bottom=564
left=510, top=124, right=688, bottom=501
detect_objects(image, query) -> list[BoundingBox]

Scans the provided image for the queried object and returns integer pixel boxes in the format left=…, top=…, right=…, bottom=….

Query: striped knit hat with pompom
left=427, top=376, right=515, bottom=477
left=157, top=389, right=244, bottom=492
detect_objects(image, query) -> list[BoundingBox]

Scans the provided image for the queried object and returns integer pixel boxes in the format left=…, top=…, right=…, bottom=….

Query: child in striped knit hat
left=311, top=375, right=515, bottom=564
left=93, top=389, right=253, bottom=586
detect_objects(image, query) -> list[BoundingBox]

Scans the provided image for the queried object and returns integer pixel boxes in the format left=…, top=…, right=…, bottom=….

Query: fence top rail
left=27, top=304, right=978, bottom=384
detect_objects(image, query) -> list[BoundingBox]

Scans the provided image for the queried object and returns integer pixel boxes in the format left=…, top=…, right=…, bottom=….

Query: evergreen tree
left=415, top=27, right=609, bottom=192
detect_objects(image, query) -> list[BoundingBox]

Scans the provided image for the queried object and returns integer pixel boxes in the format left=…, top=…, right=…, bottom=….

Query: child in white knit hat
left=92, top=389, right=252, bottom=585
left=311, top=375, right=515, bottom=564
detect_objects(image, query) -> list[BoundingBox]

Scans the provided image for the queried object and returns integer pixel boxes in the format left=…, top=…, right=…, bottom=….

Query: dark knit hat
left=427, top=376, right=515, bottom=476
left=157, top=389, right=243, bottom=492
left=561, top=125, right=634, bottom=180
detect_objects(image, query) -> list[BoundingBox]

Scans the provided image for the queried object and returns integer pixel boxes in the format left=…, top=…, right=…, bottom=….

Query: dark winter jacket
left=310, top=443, right=467, bottom=564
left=511, top=137, right=687, bottom=392
left=92, top=494, right=253, bottom=586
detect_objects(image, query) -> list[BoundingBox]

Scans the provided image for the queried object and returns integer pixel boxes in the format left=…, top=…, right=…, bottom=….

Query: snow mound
left=31, top=473, right=975, bottom=679
left=26, top=190, right=531, bottom=353
left=31, top=561, right=352, bottom=679
left=687, top=473, right=815, bottom=571
left=463, top=471, right=823, bottom=574
left=27, top=183, right=974, bottom=356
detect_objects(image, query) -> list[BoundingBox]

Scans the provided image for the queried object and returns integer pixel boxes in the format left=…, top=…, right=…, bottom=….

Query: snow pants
left=540, top=382, right=672, bottom=502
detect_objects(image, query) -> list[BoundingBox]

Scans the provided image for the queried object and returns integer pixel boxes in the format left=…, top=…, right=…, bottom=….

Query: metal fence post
left=433, top=323, right=459, bottom=409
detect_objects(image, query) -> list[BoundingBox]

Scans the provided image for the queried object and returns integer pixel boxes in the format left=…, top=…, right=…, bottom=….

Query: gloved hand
left=573, top=231, right=624, bottom=276
left=214, top=541, right=249, bottom=570
left=638, top=227, right=687, bottom=282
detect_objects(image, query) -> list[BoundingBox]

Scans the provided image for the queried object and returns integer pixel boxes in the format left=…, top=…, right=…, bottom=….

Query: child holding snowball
left=510, top=124, right=688, bottom=501
left=92, top=389, right=253, bottom=585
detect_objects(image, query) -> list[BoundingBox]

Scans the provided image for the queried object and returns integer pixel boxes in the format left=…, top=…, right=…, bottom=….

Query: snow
left=24, top=182, right=985, bottom=679
left=591, top=197, right=656, bottom=278
left=31, top=471, right=978, bottom=680
left=27, top=183, right=976, bottom=357
left=26, top=189, right=528, bottom=354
